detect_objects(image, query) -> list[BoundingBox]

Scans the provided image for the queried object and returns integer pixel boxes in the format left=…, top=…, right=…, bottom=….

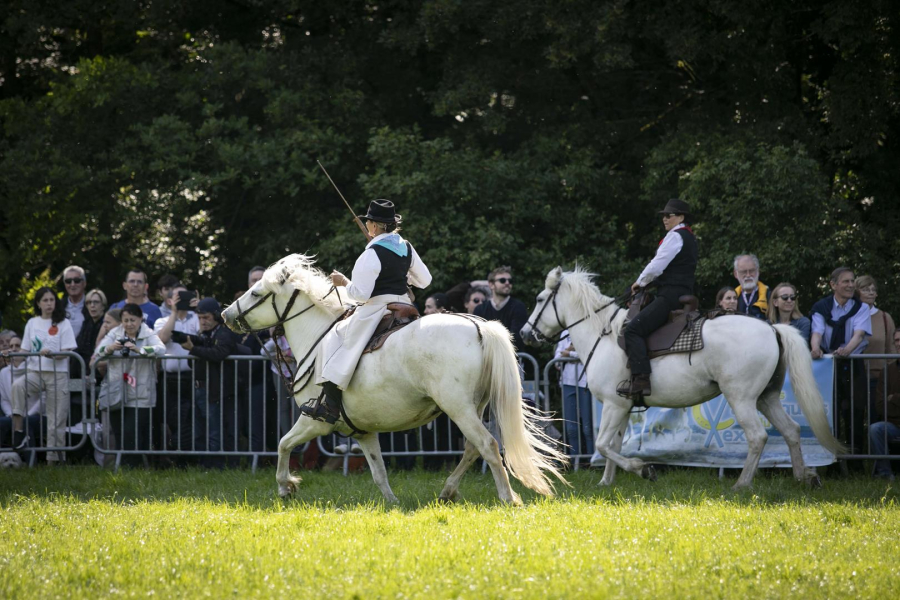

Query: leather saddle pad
left=617, top=295, right=705, bottom=358
left=362, top=302, right=420, bottom=355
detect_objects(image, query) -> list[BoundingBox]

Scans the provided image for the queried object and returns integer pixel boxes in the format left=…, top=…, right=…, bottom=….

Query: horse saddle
left=361, top=302, right=420, bottom=355
left=617, top=294, right=706, bottom=358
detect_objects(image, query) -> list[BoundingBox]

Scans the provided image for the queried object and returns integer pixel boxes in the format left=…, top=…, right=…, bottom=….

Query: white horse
left=223, top=254, right=568, bottom=504
left=520, top=266, right=845, bottom=490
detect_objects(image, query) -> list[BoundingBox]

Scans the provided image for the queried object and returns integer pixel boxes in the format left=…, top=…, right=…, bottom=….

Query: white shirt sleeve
left=59, top=320, right=77, bottom=351
left=345, top=248, right=381, bottom=302
left=636, top=228, right=684, bottom=287
left=407, top=243, right=432, bottom=289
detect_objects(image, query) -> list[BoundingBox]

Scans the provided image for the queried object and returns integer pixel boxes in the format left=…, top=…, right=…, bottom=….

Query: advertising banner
left=591, top=356, right=836, bottom=468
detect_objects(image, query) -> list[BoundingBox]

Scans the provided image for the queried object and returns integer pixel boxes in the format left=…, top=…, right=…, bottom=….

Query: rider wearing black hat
left=306, top=199, right=432, bottom=423
left=617, top=198, right=698, bottom=400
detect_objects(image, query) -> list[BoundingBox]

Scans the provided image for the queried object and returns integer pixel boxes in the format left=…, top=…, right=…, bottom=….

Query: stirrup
left=298, top=388, right=341, bottom=425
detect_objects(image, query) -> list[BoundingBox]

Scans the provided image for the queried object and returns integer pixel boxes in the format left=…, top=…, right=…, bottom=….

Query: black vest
left=655, top=228, right=698, bottom=290
left=370, top=243, right=413, bottom=297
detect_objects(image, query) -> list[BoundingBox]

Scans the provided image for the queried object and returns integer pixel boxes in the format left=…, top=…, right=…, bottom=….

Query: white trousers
left=12, top=370, right=69, bottom=462
left=316, top=293, right=409, bottom=390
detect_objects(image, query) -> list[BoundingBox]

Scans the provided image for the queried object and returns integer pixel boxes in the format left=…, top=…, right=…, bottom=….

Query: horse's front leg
left=354, top=432, right=399, bottom=504
left=276, top=415, right=333, bottom=498
left=596, top=401, right=650, bottom=483
left=599, top=417, right=629, bottom=486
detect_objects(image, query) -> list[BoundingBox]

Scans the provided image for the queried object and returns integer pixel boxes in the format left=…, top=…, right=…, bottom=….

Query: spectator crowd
left=1, top=255, right=898, bottom=480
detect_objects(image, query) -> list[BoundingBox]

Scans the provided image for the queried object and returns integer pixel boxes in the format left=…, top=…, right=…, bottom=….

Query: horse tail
left=773, top=324, right=847, bottom=455
left=478, top=321, right=570, bottom=496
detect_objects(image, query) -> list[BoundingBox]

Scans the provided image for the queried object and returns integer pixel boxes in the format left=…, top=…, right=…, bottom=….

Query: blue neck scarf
left=371, top=233, right=408, bottom=257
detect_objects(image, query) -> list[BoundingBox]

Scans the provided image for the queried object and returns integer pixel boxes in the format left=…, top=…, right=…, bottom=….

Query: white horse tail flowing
left=773, top=324, right=848, bottom=455
left=478, top=321, right=570, bottom=496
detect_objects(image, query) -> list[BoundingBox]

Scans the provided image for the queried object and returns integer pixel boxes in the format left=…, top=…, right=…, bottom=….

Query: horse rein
left=231, top=284, right=344, bottom=396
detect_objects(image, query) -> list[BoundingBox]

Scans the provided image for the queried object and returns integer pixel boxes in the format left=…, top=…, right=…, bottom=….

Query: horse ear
left=546, top=266, right=563, bottom=289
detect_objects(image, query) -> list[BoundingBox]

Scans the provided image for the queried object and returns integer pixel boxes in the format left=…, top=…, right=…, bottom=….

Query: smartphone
left=175, top=290, right=195, bottom=311
left=170, top=331, right=188, bottom=344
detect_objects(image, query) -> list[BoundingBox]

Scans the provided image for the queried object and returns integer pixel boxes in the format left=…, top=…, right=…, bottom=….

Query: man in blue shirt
left=810, top=266, right=872, bottom=458
left=110, top=268, right=162, bottom=326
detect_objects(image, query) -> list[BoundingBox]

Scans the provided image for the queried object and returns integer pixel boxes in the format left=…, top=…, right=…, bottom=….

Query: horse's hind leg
left=276, top=415, right=333, bottom=498
left=757, top=391, right=818, bottom=486
left=354, top=433, right=399, bottom=504
left=445, top=411, right=521, bottom=505
left=438, top=439, right=480, bottom=502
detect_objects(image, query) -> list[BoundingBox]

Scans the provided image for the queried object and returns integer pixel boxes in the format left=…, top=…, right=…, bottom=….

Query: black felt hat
left=359, top=199, right=401, bottom=224
left=658, top=198, right=691, bottom=216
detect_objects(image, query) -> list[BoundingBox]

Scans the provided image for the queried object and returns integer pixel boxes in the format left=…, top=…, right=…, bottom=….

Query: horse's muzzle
left=520, top=328, right=541, bottom=347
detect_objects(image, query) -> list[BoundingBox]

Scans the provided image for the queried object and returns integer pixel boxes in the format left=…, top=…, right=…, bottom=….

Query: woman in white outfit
left=307, top=199, right=432, bottom=423
left=10, top=287, right=77, bottom=462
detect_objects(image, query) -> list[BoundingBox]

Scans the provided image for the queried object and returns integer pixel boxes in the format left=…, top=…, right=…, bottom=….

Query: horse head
left=520, top=266, right=566, bottom=346
left=223, top=254, right=343, bottom=334
left=521, top=265, right=612, bottom=346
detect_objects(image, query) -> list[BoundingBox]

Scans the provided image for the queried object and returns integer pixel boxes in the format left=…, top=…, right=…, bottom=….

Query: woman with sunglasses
left=767, top=282, right=811, bottom=345
left=618, top=198, right=697, bottom=400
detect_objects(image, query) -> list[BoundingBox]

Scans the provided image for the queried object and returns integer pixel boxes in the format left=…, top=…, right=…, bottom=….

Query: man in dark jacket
left=474, top=266, right=529, bottom=352
left=180, top=297, right=237, bottom=466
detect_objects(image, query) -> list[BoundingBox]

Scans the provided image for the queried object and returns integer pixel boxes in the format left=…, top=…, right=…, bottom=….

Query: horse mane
left=260, top=254, right=344, bottom=314
left=549, top=265, right=626, bottom=335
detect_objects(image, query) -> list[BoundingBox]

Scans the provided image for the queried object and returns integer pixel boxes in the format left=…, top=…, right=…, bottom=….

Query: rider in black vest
left=303, top=199, right=432, bottom=424
left=617, top=198, right=698, bottom=400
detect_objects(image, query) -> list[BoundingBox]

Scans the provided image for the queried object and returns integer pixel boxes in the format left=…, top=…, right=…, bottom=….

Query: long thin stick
left=317, top=160, right=372, bottom=242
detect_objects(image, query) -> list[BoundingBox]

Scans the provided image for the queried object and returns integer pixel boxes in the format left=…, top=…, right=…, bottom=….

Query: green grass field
left=2, top=465, right=898, bottom=598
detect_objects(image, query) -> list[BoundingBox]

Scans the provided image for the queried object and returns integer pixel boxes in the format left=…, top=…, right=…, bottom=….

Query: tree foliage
left=1, top=1, right=898, bottom=331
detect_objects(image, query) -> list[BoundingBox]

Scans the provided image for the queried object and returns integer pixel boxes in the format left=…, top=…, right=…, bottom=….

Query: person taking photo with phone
left=153, top=286, right=200, bottom=457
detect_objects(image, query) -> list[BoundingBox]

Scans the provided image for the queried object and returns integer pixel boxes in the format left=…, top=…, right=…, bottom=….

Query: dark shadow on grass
left=1, top=465, right=897, bottom=510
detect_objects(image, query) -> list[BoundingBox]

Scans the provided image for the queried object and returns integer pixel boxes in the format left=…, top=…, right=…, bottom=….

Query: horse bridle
left=525, top=276, right=619, bottom=344
left=230, top=284, right=343, bottom=396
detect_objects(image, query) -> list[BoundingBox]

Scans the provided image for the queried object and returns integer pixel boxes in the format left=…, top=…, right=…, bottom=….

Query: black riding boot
left=299, top=381, right=342, bottom=424
left=616, top=373, right=652, bottom=400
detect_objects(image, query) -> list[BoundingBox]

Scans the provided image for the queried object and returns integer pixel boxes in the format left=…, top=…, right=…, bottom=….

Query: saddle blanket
left=649, top=316, right=706, bottom=359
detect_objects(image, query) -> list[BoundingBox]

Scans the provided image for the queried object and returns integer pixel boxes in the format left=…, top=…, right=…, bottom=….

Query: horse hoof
left=385, top=494, right=400, bottom=504
left=807, top=474, right=822, bottom=489
left=641, top=465, right=657, bottom=482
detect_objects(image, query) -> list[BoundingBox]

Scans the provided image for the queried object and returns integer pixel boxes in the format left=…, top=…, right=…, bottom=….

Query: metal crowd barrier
left=91, top=354, right=307, bottom=472
left=542, top=356, right=597, bottom=470
left=834, top=354, right=900, bottom=464
left=0, top=351, right=89, bottom=465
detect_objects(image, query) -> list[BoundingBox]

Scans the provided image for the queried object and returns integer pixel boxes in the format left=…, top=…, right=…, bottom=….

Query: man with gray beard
left=733, top=254, right=770, bottom=320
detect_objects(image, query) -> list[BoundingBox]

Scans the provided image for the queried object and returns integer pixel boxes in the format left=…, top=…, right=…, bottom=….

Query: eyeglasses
left=778, top=294, right=797, bottom=301
left=662, top=213, right=680, bottom=219
left=126, top=279, right=146, bottom=285
left=492, top=278, right=513, bottom=284
left=64, top=278, right=84, bottom=284
left=469, top=298, right=483, bottom=304
left=86, top=299, right=104, bottom=306
left=736, top=270, right=758, bottom=277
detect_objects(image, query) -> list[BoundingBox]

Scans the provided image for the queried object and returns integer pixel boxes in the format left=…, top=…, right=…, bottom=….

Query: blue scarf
left=371, top=234, right=408, bottom=257
left=809, top=294, right=863, bottom=351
